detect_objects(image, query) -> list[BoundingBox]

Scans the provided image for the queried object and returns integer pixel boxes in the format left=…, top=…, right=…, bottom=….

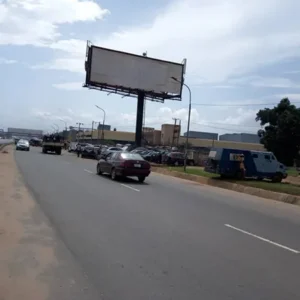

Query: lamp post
left=76, top=122, right=84, bottom=141
left=53, top=123, right=59, bottom=133
left=51, top=125, right=57, bottom=133
left=59, top=119, right=67, bottom=131
left=95, top=105, right=106, bottom=144
left=171, top=77, right=191, bottom=172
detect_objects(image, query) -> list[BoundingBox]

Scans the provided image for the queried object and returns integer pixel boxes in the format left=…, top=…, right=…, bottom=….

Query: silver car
left=16, top=139, right=30, bottom=151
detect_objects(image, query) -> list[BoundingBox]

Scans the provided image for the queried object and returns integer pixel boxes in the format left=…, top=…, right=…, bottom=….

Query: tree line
left=256, top=98, right=300, bottom=166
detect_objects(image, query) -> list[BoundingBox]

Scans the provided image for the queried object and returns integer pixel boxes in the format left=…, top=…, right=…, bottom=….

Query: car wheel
left=111, top=168, right=117, bottom=181
left=272, top=172, right=283, bottom=183
left=138, top=176, right=145, bottom=183
left=96, top=164, right=102, bottom=175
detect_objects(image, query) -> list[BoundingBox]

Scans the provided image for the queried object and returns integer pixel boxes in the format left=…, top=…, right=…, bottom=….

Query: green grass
left=167, top=166, right=216, bottom=178
left=167, top=166, right=300, bottom=196
left=287, top=168, right=299, bottom=177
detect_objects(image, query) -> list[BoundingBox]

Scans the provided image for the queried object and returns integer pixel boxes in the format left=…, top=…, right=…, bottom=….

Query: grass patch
left=167, top=166, right=300, bottom=196
left=167, top=166, right=216, bottom=178
left=287, top=168, right=299, bottom=177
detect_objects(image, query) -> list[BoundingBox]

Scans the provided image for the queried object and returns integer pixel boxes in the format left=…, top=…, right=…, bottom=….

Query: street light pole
left=171, top=77, right=192, bottom=172
left=59, top=119, right=67, bottom=131
left=95, top=105, right=106, bottom=144
left=76, top=122, right=84, bottom=141
left=53, top=123, right=59, bottom=132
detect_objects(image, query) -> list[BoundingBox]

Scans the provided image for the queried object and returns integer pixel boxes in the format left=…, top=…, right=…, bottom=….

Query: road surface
left=15, top=147, right=300, bottom=300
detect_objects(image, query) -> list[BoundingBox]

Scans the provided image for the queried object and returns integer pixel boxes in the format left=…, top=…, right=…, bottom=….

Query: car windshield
left=121, top=153, right=144, bottom=160
left=19, top=140, right=28, bottom=144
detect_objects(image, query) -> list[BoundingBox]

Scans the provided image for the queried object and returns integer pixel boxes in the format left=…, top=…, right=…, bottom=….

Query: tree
left=256, top=98, right=300, bottom=166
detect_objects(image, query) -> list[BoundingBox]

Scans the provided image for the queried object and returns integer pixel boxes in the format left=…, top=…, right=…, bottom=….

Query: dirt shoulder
left=0, top=146, right=100, bottom=300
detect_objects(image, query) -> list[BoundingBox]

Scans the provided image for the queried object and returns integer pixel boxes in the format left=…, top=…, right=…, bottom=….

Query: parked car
left=100, top=147, right=123, bottom=159
left=96, top=152, right=151, bottom=182
left=16, top=139, right=30, bottom=151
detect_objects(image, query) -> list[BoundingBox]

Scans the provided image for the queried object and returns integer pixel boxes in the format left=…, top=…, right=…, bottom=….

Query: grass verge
left=287, top=168, right=299, bottom=177
left=167, top=166, right=300, bottom=196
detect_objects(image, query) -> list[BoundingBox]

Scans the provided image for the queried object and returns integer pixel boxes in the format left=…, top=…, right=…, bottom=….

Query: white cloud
left=52, top=81, right=83, bottom=90
left=30, top=0, right=300, bottom=85
left=275, top=93, right=300, bottom=101
left=0, top=57, right=17, bottom=64
left=3, top=0, right=300, bottom=85
left=0, top=0, right=109, bottom=46
left=231, top=76, right=300, bottom=88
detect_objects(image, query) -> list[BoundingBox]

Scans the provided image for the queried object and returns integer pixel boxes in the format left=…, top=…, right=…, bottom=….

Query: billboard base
left=135, top=91, right=145, bottom=147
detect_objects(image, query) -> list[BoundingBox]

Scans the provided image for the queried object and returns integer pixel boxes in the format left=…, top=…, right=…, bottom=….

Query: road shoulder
left=0, top=146, right=100, bottom=300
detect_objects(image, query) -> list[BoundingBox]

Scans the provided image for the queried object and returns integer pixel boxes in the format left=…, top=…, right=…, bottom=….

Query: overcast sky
left=1, top=0, right=300, bottom=135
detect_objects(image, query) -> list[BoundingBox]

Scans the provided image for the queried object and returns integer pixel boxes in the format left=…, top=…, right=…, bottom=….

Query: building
left=219, top=133, right=260, bottom=144
left=97, top=124, right=111, bottom=131
left=143, top=128, right=162, bottom=145
left=7, top=127, right=43, bottom=138
left=161, top=124, right=181, bottom=146
left=184, top=131, right=218, bottom=140
left=76, top=129, right=265, bottom=151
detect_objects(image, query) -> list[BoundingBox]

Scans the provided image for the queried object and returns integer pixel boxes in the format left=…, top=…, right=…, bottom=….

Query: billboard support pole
left=135, top=91, right=145, bottom=147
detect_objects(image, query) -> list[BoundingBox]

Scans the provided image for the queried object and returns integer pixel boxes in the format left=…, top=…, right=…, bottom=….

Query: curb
left=151, top=167, right=300, bottom=206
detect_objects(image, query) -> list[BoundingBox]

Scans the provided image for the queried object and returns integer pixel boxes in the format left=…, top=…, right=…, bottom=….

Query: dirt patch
left=0, top=145, right=56, bottom=300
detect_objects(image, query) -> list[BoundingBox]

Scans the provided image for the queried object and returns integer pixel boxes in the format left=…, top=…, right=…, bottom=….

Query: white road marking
left=84, top=169, right=94, bottom=174
left=225, top=224, right=299, bottom=254
left=121, top=184, right=140, bottom=192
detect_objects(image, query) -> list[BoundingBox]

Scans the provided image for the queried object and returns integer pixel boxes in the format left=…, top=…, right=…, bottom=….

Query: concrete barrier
left=151, top=167, right=300, bottom=206
left=0, top=140, right=13, bottom=151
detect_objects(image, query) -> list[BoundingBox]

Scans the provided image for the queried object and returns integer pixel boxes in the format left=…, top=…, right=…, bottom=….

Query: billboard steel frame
left=83, top=41, right=186, bottom=146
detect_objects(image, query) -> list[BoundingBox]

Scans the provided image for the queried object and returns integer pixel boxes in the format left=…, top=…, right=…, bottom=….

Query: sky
left=1, top=0, right=300, bottom=136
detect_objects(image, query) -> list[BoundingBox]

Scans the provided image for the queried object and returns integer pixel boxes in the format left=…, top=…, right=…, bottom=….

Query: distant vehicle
left=29, top=138, right=42, bottom=147
left=204, top=148, right=287, bottom=182
left=162, top=152, right=195, bottom=166
left=68, top=142, right=77, bottom=152
left=42, top=134, right=64, bottom=155
left=81, top=144, right=98, bottom=159
left=16, top=139, right=30, bottom=151
left=100, top=147, right=123, bottom=159
left=96, top=152, right=151, bottom=183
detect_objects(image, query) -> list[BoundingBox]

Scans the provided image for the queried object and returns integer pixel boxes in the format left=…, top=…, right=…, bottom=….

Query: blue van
left=204, top=148, right=287, bottom=182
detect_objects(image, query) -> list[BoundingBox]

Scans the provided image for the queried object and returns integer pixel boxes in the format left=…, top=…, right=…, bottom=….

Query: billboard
left=84, top=43, right=185, bottom=102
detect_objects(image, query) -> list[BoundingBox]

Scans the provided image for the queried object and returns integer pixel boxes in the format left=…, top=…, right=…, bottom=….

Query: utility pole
left=172, top=118, right=180, bottom=148
left=76, top=122, right=84, bottom=141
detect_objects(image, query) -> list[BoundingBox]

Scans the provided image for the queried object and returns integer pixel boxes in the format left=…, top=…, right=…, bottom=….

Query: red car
left=96, top=152, right=151, bottom=182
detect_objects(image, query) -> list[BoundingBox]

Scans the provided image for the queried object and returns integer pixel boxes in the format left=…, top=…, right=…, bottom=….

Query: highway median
left=151, top=165, right=300, bottom=206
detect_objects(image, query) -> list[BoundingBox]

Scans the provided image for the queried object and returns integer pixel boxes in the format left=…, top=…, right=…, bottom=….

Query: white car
left=16, top=139, right=30, bottom=151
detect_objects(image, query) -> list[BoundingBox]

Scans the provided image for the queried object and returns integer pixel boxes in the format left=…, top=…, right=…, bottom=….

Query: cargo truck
left=42, top=134, right=64, bottom=155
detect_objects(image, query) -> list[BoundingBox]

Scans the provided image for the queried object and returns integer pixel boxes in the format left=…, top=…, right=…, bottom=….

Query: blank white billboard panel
left=88, top=46, right=184, bottom=96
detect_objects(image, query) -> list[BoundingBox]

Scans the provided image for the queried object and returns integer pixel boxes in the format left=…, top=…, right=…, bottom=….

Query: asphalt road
left=15, top=147, right=300, bottom=300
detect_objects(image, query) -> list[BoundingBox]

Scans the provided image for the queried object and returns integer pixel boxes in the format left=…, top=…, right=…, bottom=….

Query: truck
left=42, top=134, right=64, bottom=155
left=204, top=148, right=287, bottom=182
